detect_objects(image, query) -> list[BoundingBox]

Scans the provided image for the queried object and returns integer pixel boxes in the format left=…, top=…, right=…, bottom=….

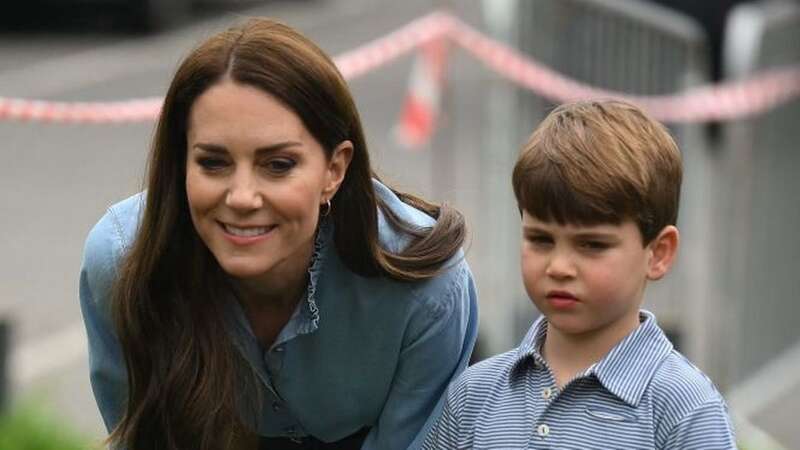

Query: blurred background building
left=1, top=0, right=798, bottom=448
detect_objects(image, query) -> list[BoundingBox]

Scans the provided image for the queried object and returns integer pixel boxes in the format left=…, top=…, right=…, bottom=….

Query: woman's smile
left=219, top=221, right=278, bottom=244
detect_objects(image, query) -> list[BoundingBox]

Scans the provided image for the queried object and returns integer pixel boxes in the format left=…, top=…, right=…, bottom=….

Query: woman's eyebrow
left=191, top=142, right=227, bottom=154
left=254, top=141, right=303, bottom=156
left=191, top=141, right=303, bottom=155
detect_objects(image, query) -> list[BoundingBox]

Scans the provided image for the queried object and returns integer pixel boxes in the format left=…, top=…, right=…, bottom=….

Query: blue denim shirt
left=79, top=180, right=478, bottom=450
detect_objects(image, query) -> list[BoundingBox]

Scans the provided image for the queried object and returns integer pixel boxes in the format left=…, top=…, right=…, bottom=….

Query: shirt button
left=537, top=424, right=550, bottom=437
left=285, top=426, right=303, bottom=443
left=272, top=401, right=282, bottom=412
left=542, top=387, right=553, bottom=400
left=274, top=345, right=285, bottom=353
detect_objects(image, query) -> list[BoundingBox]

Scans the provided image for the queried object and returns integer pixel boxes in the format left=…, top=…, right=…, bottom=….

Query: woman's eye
left=264, top=158, right=297, bottom=174
left=197, top=157, right=228, bottom=171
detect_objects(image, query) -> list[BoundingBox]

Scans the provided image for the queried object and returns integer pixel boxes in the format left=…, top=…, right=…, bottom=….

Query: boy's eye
left=263, top=158, right=297, bottom=174
left=197, top=157, right=228, bottom=171
left=580, top=240, right=610, bottom=251
left=526, top=235, right=553, bottom=246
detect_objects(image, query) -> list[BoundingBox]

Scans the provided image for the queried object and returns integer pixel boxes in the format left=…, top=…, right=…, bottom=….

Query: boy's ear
left=646, top=225, right=679, bottom=281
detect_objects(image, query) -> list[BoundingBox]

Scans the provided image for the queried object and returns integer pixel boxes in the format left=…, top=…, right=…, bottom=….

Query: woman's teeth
left=223, top=224, right=270, bottom=237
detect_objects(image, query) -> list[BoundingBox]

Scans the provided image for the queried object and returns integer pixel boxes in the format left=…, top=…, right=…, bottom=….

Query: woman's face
left=185, top=78, right=352, bottom=285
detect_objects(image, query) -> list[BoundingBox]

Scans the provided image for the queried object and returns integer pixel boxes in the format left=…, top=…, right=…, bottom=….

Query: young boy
left=423, top=100, right=736, bottom=449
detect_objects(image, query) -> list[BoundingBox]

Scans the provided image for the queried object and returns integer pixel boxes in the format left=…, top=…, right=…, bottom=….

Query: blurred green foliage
left=739, top=441, right=785, bottom=450
left=0, top=403, right=773, bottom=450
left=0, top=404, right=90, bottom=450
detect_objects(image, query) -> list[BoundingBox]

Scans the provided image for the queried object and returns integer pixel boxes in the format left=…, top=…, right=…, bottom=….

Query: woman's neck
left=233, top=238, right=315, bottom=313
left=235, top=273, right=307, bottom=313
left=230, top=239, right=315, bottom=348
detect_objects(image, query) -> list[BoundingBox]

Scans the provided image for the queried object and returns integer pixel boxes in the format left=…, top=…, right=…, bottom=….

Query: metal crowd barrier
left=718, top=1, right=800, bottom=446
left=0, top=319, right=8, bottom=413
left=502, top=0, right=714, bottom=363
left=720, top=0, right=800, bottom=383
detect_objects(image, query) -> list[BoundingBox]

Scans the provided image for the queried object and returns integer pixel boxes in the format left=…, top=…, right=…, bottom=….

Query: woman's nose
left=225, top=172, right=263, bottom=210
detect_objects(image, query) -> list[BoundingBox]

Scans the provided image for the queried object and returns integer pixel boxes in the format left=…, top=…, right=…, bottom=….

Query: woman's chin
left=217, top=260, right=272, bottom=280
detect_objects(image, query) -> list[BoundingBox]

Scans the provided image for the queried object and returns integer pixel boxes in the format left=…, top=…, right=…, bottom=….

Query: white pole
left=478, top=0, right=524, bottom=356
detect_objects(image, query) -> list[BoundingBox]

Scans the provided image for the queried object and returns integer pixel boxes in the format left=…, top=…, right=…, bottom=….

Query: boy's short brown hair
left=512, top=100, right=682, bottom=244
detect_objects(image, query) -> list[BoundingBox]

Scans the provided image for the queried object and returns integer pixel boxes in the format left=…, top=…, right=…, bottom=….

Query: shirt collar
left=592, top=311, right=673, bottom=406
left=511, top=310, right=673, bottom=407
left=299, top=218, right=331, bottom=331
left=511, top=315, right=549, bottom=372
left=226, top=220, right=332, bottom=349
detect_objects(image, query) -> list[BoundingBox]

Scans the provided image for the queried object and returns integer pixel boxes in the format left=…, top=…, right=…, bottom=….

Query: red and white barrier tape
left=448, top=18, right=800, bottom=123
left=1, top=11, right=798, bottom=124
left=0, top=97, right=164, bottom=124
left=334, top=11, right=453, bottom=80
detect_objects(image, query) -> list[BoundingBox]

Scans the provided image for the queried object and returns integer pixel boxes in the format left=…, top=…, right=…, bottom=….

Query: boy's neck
left=542, top=310, right=642, bottom=388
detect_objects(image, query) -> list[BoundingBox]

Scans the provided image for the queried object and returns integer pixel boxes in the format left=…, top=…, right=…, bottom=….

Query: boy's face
left=520, top=211, right=676, bottom=339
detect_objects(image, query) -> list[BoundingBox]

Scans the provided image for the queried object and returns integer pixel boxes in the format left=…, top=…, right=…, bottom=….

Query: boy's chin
left=545, top=312, right=640, bottom=340
left=546, top=318, right=598, bottom=337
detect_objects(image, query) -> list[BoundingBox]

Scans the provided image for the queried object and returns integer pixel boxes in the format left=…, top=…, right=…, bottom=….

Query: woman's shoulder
left=81, top=193, right=146, bottom=293
left=87, top=193, right=145, bottom=251
left=372, top=179, right=436, bottom=254
left=370, top=178, right=471, bottom=295
left=107, top=192, right=146, bottom=239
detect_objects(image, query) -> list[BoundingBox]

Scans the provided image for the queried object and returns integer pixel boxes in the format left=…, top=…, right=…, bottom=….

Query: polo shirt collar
left=511, top=315, right=549, bottom=372
left=592, top=310, right=673, bottom=406
left=511, top=310, right=673, bottom=407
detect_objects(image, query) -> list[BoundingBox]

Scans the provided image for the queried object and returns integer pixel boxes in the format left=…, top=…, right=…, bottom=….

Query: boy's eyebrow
left=191, top=141, right=303, bottom=155
left=571, top=231, right=619, bottom=240
left=521, top=225, right=620, bottom=240
left=521, top=225, right=551, bottom=233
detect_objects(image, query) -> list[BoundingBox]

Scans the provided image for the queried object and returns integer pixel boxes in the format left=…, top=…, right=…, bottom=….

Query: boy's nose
left=545, top=252, right=576, bottom=279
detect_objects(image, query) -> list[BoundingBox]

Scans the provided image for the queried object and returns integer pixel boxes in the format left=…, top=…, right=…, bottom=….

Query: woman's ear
left=646, top=225, right=679, bottom=281
left=322, top=140, right=354, bottom=201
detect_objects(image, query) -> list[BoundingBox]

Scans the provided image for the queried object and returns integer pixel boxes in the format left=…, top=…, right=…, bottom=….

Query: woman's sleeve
left=78, top=208, right=129, bottom=433
left=360, top=262, right=479, bottom=450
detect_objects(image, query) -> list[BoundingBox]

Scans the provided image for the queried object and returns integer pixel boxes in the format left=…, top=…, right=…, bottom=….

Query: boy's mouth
left=546, top=290, right=577, bottom=300
left=546, top=290, right=579, bottom=309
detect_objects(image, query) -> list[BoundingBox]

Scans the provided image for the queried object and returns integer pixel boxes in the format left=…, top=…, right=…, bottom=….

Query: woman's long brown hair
left=110, top=18, right=466, bottom=450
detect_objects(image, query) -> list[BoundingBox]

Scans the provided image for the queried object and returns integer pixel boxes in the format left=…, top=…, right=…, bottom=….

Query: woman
left=79, top=17, right=477, bottom=450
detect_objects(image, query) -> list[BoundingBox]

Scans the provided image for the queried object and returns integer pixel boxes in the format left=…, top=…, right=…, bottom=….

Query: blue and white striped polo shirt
left=422, top=311, right=737, bottom=449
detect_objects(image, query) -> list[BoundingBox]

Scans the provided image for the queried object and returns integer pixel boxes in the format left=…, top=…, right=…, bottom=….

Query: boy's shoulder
left=450, top=315, right=547, bottom=401
left=448, top=348, right=521, bottom=401
left=462, top=348, right=520, bottom=381
left=647, top=348, right=730, bottom=434
left=650, top=348, right=726, bottom=405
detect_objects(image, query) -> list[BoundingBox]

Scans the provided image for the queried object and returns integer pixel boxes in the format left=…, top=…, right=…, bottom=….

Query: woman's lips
left=219, top=221, right=277, bottom=245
